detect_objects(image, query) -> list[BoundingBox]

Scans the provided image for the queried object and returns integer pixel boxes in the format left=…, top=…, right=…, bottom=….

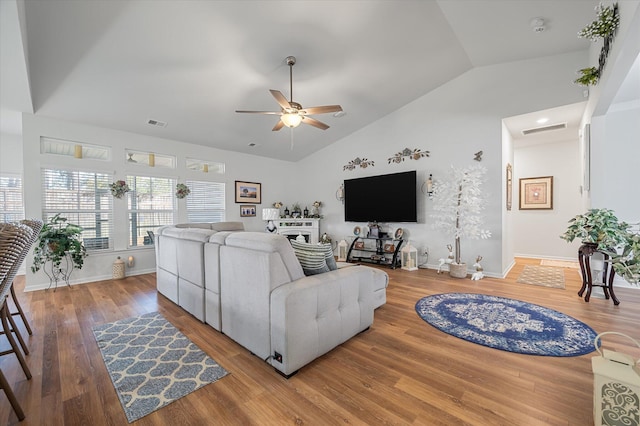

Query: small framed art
left=240, top=205, right=256, bottom=217
left=354, top=241, right=365, bottom=250
left=519, top=176, right=553, bottom=210
left=235, top=181, right=261, bottom=204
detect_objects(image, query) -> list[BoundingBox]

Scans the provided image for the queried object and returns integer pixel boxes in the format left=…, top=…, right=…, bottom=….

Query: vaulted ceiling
left=1, top=0, right=602, bottom=161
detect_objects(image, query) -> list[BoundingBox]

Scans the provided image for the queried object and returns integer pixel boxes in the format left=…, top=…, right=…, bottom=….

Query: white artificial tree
left=431, top=164, right=491, bottom=265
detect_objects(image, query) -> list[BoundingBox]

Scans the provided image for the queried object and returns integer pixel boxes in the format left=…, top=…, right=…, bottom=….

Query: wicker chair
left=5, top=219, right=43, bottom=348
left=0, top=222, right=34, bottom=421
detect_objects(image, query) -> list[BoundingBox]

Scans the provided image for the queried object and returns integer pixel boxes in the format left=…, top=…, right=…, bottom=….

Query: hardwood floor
left=2, top=258, right=639, bottom=425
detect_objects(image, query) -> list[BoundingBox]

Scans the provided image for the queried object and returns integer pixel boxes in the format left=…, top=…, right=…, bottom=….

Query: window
left=185, top=158, right=225, bottom=174
left=41, top=168, right=112, bottom=250
left=186, top=180, right=225, bottom=223
left=127, top=175, right=175, bottom=247
left=125, top=150, right=175, bottom=168
left=41, top=137, right=110, bottom=160
left=0, top=174, right=24, bottom=222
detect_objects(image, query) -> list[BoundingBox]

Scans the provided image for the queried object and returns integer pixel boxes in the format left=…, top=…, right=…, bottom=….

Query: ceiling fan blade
left=272, top=120, right=285, bottom=131
left=300, top=105, right=343, bottom=115
left=301, top=116, right=329, bottom=130
left=235, top=110, right=281, bottom=115
left=270, top=90, right=293, bottom=110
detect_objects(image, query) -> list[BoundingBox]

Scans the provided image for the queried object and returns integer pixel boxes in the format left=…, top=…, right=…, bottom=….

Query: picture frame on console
left=519, top=176, right=553, bottom=210
left=235, top=180, right=261, bottom=204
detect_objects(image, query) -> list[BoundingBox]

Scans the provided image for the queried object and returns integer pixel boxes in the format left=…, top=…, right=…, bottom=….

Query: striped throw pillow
left=290, top=240, right=336, bottom=276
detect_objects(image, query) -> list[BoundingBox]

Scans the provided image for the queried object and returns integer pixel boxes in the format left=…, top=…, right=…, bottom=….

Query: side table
left=577, top=243, right=619, bottom=305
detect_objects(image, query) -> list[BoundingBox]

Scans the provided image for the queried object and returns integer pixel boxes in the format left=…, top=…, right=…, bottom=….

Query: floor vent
left=522, top=123, right=566, bottom=136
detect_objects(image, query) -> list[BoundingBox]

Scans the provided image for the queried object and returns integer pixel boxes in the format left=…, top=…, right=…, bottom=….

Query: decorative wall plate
left=394, top=228, right=404, bottom=239
left=353, top=226, right=361, bottom=236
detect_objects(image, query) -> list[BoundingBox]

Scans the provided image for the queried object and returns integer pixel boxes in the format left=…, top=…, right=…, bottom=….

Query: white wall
left=512, top=139, right=583, bottom=260
left=0, top=131, right=23, bottom=174
left=294, top=51, right=588, bottom=277
left=20, top=113, right=297, bottom=290
left=590, top=102, right=640, bottom=223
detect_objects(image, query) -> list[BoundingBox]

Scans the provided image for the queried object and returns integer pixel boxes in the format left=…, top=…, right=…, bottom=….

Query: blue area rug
left=92, top=311, right=228, bottom=423
left=415, top=293, right=598, bottom=356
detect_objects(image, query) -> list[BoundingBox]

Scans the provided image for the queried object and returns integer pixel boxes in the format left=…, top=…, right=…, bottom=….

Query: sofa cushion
left=290, top=240, right=336, bottom=275
left=224, top=232, right=304, bottom=281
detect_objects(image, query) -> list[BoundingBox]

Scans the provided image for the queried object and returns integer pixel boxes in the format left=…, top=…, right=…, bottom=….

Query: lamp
left=592, top=332, right=640, bottom=426
left=401, top=241, right=418, bottom=271
left=281, top=113, right=302, bottom=128
left=337, top=239, right=348, bottom=261
left=421, top=174, right=434, bottom=200
left=336, top=183, right=345, bottom=204
left=262, top=208, right=280, bottom=233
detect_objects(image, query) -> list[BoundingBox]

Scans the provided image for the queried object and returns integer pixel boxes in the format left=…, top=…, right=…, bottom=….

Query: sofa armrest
left=269, top=266, right=379, bottom=375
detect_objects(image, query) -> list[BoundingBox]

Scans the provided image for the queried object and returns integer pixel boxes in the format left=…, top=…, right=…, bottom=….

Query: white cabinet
left=276, top=219, right=320, bottom=244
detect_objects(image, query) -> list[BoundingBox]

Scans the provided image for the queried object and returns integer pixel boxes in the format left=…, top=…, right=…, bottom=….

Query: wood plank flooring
left=2, top=258, right=639, bottom=425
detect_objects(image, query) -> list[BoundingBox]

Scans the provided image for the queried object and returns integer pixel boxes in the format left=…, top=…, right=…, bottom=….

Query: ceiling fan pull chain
left=290, top=128, right=294, bottom=150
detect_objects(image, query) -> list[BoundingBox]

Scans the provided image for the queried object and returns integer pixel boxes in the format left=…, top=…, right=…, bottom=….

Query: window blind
left=41, top=168, right=112, bottom=250
left=186, top=180, right=225, bottom=223
left=0, top=174, right=24, bottom=222
left=127, top=175, right=175, bottom=247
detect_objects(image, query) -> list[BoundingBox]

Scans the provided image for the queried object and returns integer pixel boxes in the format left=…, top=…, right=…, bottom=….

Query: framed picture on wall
left=239, top=205, right=256, bottom=217
left=519, top=176, right=553, bottom=210
left=235, top=181, right=261, bottom=204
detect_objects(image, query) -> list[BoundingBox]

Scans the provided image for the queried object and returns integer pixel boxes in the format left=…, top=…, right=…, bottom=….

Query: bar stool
left=6, top=219, right=43, bottom=347
left=0, top=222, right=34, bottom=421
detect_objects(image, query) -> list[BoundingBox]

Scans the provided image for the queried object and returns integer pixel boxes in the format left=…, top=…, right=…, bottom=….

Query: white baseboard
left=22, top=268, right=156, bottom=292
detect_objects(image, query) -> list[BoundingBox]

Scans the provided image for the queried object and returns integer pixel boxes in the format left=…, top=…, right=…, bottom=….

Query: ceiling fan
left=236, top=56, right=343, bottom=131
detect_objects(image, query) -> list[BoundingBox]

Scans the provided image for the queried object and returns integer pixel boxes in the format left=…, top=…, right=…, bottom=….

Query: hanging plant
left=109, top=180, right=130, bottom=198
left=578, top=3, right=620, bottom=42
left=574, top=67, right=599, bottom=86
left=175, top=183, right=191, bottom=199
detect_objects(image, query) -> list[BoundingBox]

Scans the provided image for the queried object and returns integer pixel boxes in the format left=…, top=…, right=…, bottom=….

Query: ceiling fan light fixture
left=281, top=113, right=302, bottom=128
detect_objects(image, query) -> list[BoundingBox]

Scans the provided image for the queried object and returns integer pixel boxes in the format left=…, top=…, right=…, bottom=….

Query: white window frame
left=41, top=168, right=113, bottom=251
left=186, top=180, right=226, bottom=223
left=0, top=173, right=24, bottom=222
left=127, top=175, right=176, bottom=247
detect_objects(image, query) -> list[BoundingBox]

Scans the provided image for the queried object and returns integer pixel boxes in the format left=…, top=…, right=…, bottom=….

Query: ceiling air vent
left=147, top=119, right=167, bottom=128
left=522, top=122, right=566, bottom=136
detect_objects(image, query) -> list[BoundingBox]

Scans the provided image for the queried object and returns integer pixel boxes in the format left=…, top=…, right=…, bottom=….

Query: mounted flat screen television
left=344, top=170, right=417, bottom=223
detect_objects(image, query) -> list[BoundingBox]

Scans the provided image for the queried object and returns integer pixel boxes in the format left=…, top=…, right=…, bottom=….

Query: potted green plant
left=606, top=229, right=640, bottom=285
left=560, top=208, right=628, bottom=249
left=31, top=214, right=88, bottom=284
left=431, top=165, right=491, bottom=278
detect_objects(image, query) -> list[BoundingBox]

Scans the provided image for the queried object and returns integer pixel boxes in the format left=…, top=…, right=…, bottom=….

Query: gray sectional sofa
left=155, top=222, right=389, bottom=376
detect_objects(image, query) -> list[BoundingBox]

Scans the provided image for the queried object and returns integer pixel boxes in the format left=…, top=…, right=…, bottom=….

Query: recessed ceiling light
left=537, top=118, right=549, bottom=124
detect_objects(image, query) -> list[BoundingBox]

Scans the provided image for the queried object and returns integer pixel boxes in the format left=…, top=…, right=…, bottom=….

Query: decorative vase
left=449, top=263, right=467, bottom=279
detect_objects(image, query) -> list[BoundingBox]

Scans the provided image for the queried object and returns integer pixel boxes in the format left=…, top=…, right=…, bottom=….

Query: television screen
left=344, top=170, right=417, bottom=223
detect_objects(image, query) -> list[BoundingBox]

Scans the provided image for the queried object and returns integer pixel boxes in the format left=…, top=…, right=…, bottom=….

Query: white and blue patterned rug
left=92, top=311, right=228, bottom=423
left=415, top=293, right=598, bottom=356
